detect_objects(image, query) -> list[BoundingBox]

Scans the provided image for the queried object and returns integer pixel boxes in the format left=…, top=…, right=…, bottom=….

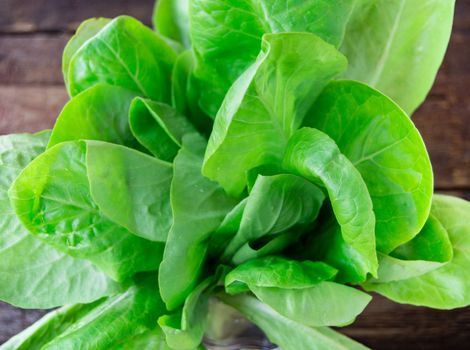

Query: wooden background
left=0, top=0, right=469, bottom=348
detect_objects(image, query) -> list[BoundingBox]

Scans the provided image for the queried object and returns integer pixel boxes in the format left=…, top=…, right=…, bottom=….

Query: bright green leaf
left=0, top=303, right=100, bottom=350
left=220, top=294, right=370, bottom=350
left=68, top=16, right=176, bottom=102
left=203, top=32, right=347, bottom=195
left=153, top=0, right=190, bottom=48
left=225, top=256, right=367, bottom=327
left=0, top=132, right=121, bottom=308
left=283, top=128, right=377, bottom=282
left=171, top=51, right=212, bottom=135
left=225, top=256, right=337, bottom=294
left=9, top=141, right=164, bottom=281
left=129, top=97, right=196, bottom=161
left=159, top=133, right=237, bottom=310
left=305, top=80, right=433, bottom=253
left=48, top=83, right=140, bottom=149
left=341, top=0, right=455, bottom=114
left=62, top=18, right=110, bottom=89
left=86, top=141, right=173, bottom=242
left=221, top=174, right=325, bottom=262
left=159, top=276, right=213, bottom=350
left=190, top=0, right=356, bottom=116
left=41, top=274, right=166, bottom=350
left=364, top=195, right=470, bottom=309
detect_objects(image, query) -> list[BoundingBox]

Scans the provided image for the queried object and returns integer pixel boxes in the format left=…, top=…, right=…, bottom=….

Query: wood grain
left=0, top=0, right=153, bottom=33
left=0, top=85, right=67, bottom=133
left=0, top=0, right=469, bottom=349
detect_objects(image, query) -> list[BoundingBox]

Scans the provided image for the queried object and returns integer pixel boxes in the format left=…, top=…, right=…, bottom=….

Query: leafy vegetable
left=226, top=257, right=371, bottom=327
left=159, top=133, right=237, bottom=310
left=284, top=128, right=378, bottom=281
left=153, top=0, right=190, bottom=48
left=0, top=303, right=100, bottom=350
left=220, top=294, right=370, bottom=350
left=43, top=274, right=165, bottom=350
left=304, top=80, right=433, bottom=253
left=9, top=141, right=166, bottom=281
left=62, top=18, right=111, bottom=89
left=341, top=0, right=455, bottom=114
left=67, top=16, right=177, bottom=102
left=371, top=214, right=453, bottom=283
left=190, top=0, right=356, bottom=116
left=220, top=174, right=325, bottom=262
left=0, top=132, right=120, bottom=309
left=171, top=51, right=211, bottom=135
left=48, top=83, right=140, bottom=149
left=364, top=195, right=470, bottom=309
left=0, top=1, right=466, bottom=349
left=129, top=97, right=195, bottom=161
left=225, top=257, right=337, bottom=294
left=86, top=141, right=173, bottom=242
left=203, top=32, right=347, bottom=195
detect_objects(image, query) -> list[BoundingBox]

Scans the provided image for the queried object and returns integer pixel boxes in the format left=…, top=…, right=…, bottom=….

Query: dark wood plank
left=0, top=85, right=67, bottom=134
left=1, top=0, right=469, bottom=33
left=0, top=34, right=68, bottom=85
left=0, top=302, right=47, bottom=345
left=0, top=0, right=154, bottom=33
left=340, top=294, right=470, bottom=350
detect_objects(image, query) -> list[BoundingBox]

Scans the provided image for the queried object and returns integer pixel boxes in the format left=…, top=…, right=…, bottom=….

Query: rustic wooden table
left=0, top=0, right=469, bottom=349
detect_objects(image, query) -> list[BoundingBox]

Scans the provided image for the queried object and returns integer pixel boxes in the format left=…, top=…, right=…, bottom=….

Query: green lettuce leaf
left=341, top=0, right=455, bottom=114
left=225, top=257, right=370, bottom=327
left=304, top=80, right=433, bottom=253
left=48, top=83, right=140, bottom=149
left=190, top=0, right=356, bottom=116
left=86, top=141, right=173, bottom=242
left=41, top=274, right=166, bottom=350
left=364, top=195, right=470, bottom=309
left=9, top=141, right=166, bottom=281
left=67, top=16, right=176, bottom=102
left=62, top=18, right=111, bottom=88
left=220, top=174, right=325, bottom=262
left=0, top=132, right=121, bottom=308
left=129, top=98, right=196, bottom=161
left=159, top=133, right=238, bottom=310
left=153, top=0, right=190, bottom=48
left=220, top=294, right=370, bottom=350
left=371, top=214, right=453, bottom=283
left=225, top=257, right=337, bottom=294
left=0, top=303, right=100, bottom=350
left=283, top=128, right=378, bottom=282
left=203, top=32, right=347, bottom=196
